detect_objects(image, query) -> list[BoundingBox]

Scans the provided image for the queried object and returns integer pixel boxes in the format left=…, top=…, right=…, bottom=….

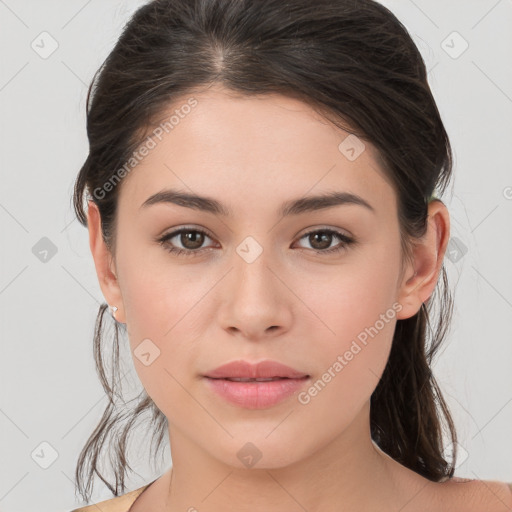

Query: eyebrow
left=140, top=188, right=375, bottom=217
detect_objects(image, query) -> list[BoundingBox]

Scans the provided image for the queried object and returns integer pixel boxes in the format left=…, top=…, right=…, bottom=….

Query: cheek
left=119, top=266, right=205, bottom=419
left=299, top=243, right=401, bottom=337
left=293, top=245, right=402, bottom=399
left=118, top=236, right=207, bottom=337
left=115, top=246, right=207, bottom=395
left=292, top=296, right=398, bottom=444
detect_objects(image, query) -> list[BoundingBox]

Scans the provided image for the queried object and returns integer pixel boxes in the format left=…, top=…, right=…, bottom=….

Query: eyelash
left=157, top=227, right=355, bottom=258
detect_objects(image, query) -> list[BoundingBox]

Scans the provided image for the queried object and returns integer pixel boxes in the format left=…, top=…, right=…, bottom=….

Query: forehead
left=118, top=86, right=396, bottom=217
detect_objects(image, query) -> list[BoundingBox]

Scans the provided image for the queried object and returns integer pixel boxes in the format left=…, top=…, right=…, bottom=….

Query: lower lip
left=204, top=377, right=310, bottom=409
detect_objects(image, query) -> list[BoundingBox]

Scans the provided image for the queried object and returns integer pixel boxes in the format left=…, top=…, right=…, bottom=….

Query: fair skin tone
left=87, top=86, right=512, bottom=511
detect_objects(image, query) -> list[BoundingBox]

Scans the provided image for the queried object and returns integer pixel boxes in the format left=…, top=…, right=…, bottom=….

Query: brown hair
left=72, top=0, right=457, bottom=501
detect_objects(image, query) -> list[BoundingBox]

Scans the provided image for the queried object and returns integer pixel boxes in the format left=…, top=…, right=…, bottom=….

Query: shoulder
left=69, top=483, right=151, bottom=512
left=437, top=477, right=512, bottom=511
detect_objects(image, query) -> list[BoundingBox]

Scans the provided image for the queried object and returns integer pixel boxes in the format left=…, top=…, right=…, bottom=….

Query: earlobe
left=87, top=200, right=125, bottom=322
left=395, top=200, right=450, bottom=320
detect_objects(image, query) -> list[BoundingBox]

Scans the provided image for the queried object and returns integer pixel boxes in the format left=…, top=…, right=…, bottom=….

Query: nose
left=217, top=243, right=293, bottom=341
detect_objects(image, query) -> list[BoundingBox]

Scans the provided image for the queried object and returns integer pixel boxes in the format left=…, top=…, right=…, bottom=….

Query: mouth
left=203, top=359, right=309, bottom=380
left=201, top=360, right=310, bottom=408
left=207, top=376, right=308, bottom=382
left=203, top=375, right=311, bottom=409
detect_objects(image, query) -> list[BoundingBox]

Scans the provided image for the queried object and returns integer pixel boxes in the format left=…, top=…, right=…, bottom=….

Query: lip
left=202, top=360, right=310, bottom=409
left=203, top=359, right=309, bottom=379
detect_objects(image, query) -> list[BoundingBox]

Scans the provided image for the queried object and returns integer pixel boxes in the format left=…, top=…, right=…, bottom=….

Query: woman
left=69, top=0, right=512, bottom=510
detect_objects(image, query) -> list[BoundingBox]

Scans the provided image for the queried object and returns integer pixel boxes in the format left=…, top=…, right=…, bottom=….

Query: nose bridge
left=218, top=233, right=291, bottom=335
left=235, top=234, right=266, bottom=267
left=232, top=234, right=277, bottom=297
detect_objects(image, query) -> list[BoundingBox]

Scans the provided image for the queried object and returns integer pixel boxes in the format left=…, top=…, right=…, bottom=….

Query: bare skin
left=87, top=84, right=511, bottom=511
left=129, top=465, right=512, bottom=512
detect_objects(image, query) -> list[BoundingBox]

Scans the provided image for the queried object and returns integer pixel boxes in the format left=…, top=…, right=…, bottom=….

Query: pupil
left=182, top=231, right=203, bottom=249
left=311, top=232, right=331, bottom=250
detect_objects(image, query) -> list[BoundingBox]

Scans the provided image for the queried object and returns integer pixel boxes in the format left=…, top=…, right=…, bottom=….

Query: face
left=88, top=85, right=440, bottom=470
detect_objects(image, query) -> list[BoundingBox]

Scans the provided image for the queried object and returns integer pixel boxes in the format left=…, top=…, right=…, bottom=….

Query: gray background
left=0, top=1, right=511, bottom=510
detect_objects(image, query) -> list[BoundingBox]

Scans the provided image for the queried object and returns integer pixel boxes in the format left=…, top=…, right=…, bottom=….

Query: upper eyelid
left=161, top=226, right=215, bottom=241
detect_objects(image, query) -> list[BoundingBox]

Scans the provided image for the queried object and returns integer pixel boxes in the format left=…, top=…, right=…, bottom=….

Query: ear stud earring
left=109, top=304, right=118, bottom=319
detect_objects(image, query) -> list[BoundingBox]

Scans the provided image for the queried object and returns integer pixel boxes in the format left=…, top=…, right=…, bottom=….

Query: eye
left=294, top=228, right=355, bottom=255
left=157, top=226, right=356, bottom=257
left=157, top=227, right=217, bottom=257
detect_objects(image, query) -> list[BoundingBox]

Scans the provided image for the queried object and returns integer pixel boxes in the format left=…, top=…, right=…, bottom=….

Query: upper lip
left=203, top=360, right=309, bottom=379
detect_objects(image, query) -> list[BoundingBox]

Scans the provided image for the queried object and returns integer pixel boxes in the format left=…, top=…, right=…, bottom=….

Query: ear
left=396, top=199, right=450, bottom=320
left=87, top=200, right=126, bottom=323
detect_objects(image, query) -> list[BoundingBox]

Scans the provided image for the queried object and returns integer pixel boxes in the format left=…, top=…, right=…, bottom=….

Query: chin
left=212, top=435, right=313, bottom=471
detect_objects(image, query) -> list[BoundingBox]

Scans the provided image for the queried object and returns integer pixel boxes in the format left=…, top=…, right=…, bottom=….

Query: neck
left=163, top=401, right=406, bottom=512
